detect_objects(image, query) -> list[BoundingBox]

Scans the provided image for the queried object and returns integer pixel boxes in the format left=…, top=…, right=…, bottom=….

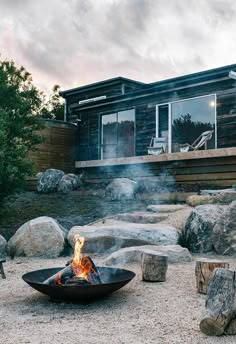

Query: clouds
left=0, top=0, right=236, bottom=92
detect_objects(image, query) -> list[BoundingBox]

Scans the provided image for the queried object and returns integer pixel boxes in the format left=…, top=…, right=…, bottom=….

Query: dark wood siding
left=217, top=92, right=236, bottom=148
left=135, top=104, right=156, bottom=156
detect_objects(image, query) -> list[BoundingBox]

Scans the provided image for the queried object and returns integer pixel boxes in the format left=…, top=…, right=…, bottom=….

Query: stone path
left=68, top=203, right=192, bottom=263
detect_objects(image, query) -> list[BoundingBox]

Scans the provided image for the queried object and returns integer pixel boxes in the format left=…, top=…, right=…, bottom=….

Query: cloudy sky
left=1, top=0, right=236, bottom=93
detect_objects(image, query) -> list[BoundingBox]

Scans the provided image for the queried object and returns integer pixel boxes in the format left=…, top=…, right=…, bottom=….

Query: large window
left=157, top=95, right=216, bottom=153
left=101, top=109, right=135, bottom=159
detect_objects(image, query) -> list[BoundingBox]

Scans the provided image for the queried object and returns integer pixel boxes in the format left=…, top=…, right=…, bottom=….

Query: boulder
left=186, top=195, right=216, bottom=207
left=114, top=211, right=168, bottom=223
left=8, top=216, right=66, bottom=258
left=182, top=204, right=226, bottom=253
left=68, top=223, right=178, bottom=253
left=36, top=172, right=43, bottom=180
left=147, top=204, right=187, bottom=213
left=0, top=235, right=7, bottom=258
left=213, top=200, right=236, bottom=255
left=37, top=169, right=64, bottom=193
left=216, top=190, right=236, bottom=204
left=57, top=174, right=82, bottom=193
left=104, top=245, right=192, bottom=266
left=105, top=178, right=137, bottom=201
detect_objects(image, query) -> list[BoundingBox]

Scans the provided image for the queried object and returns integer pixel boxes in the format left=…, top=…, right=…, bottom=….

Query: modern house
left=60, top=64, right=236, bottom=188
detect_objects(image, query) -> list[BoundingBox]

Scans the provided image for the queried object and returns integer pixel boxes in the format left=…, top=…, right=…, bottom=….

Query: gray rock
left=0, top=235, right=7, bottom=258
left=183, top=204, right=226, bottom=253
left=104, top=245, right=192, bottom=266
left=37, top=169, right=64, bottom=193
left=67, top=223, right=178, bottom=253
left=200, top=189, right=232, bottom=195
left=8, top=216, right=66, bottom=258
left=114, top=211, right=168, bottom=223
left=36, top=172, right=43, bottom=180
left=105, top=178, right=137, bottom=201
left=147, top=204, right=187, bottom=213
left=57, top=174, right=81, bottom=193
left=216, top=190, right=236, bottom=204
left=213, top=200, right=236, bottom=255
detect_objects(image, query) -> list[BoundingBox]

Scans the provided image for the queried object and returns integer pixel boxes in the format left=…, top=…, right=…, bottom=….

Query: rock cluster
left=37, top=169, right=82, bottom=194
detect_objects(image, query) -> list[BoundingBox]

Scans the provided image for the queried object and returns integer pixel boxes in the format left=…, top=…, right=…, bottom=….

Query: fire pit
left=22, top=234, right=135, bottom=301
left=22, top=266, right=135, bottom=301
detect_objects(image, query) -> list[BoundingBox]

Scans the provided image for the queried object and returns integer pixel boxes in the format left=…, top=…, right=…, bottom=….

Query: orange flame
left=71, top=234, right=94, bottom=280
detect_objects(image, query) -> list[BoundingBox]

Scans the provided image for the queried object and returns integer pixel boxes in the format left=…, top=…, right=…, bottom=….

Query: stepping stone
left=147, top=204, right=187, bottom=213
left=68, top=222, right=178, bottom=253
left=114, top=211, right=168, bottom=224
left=104, top=245, right=192, bottom=266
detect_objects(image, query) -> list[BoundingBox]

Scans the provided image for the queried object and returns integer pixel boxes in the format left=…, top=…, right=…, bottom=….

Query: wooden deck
left=75, top=148, right=236, bottom=187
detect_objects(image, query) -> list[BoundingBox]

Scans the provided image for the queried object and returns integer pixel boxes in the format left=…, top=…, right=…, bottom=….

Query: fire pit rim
left=22, top=266, right=136, bottom=287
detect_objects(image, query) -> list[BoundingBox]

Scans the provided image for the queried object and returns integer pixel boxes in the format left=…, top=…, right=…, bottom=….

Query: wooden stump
left=195, top=259, right=229, bottom=294
left=199, top=268, right=236, bottom=336
left=141, top=252, right=168, bottom=282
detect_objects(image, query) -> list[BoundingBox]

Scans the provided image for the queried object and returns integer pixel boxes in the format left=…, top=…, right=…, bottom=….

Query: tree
left=0, top=58, right=44, bottom=200
left=41, top=85, right=64, bottom=121
left=172, top=114, right=214, bottom=145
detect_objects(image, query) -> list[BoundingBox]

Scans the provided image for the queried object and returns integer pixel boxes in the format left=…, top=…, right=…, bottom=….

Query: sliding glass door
left=156, top=95, right=216, bottom=153
left=101, top=109, right=135, bottom=159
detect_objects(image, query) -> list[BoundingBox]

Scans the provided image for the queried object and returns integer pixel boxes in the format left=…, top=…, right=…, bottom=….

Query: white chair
left=179, top=130, right=214, bottom=152
left=148, top=137, right=167, bottom=155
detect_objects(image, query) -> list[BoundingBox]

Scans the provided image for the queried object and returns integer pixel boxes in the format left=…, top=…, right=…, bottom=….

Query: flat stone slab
left=104, top=245, right=192, bottom=266
left=68, top=222, right=178, bottom=253
left=114, top=212, right=168, bottom=223
left=147, top=204, right=188, bottom=213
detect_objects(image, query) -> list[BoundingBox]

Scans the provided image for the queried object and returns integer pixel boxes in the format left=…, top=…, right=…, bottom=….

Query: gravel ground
left=1, top=254, right=236, bottom=344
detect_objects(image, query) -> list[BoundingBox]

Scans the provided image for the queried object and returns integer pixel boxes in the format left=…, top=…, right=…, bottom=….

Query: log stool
left=0, top=258, right=6, bottom=279
left=200, top=268, right=235, bottom=336
left=141, top=251, right=168, bottom=282
left=195, top=258, right=229, bottom=294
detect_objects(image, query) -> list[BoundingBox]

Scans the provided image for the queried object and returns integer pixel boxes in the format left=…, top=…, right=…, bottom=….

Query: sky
left=1, top=0, right=236, bottom=94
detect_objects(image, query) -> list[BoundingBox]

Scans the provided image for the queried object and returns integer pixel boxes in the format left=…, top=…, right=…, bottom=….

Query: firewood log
left=200, top=268, right=236, bottom=336
left=43, top=256, right=102, bottom=286
left=195, top=259, right=229, bottom=294
left=141, top=252, right=168, bottom=282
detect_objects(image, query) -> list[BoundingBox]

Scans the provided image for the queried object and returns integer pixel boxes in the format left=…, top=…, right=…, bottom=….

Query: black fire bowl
left=22, top=267, right=135, bottom=302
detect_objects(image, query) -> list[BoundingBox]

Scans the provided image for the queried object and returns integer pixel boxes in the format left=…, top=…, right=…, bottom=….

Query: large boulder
left=105, top=178, right=137, bottom=201
left=8, top=216, right=66, bottom=258
left=67, top=223, right=178, bottom=253
left=0, top=235, right=7, bottom=258
left=182, top=204, right=226, bottom=253
left=104, top=245, right=192, bottom=266
left=37, top=169, right=64, bottom=193
left=57, top=174, right=82, bottom=193
left=213, top=201, right=236, bottom=255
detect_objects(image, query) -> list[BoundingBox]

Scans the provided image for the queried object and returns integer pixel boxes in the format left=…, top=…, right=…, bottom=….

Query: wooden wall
left=28, top=121, right=77, bottom=173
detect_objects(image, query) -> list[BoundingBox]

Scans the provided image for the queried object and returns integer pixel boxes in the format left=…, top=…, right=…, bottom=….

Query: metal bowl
left=22, top=267, right=135, bottom=301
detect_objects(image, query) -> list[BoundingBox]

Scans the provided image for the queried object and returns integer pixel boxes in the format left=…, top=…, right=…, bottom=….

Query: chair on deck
left=148, top=137, right=167, bottom=155
left=179, top=130, right=214, bottom=152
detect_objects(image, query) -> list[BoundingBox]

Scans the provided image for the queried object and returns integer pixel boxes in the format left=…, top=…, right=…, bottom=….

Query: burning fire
left=71, top=235, right=96, bottom=281
left=43, top=234, right=102, bottom=286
